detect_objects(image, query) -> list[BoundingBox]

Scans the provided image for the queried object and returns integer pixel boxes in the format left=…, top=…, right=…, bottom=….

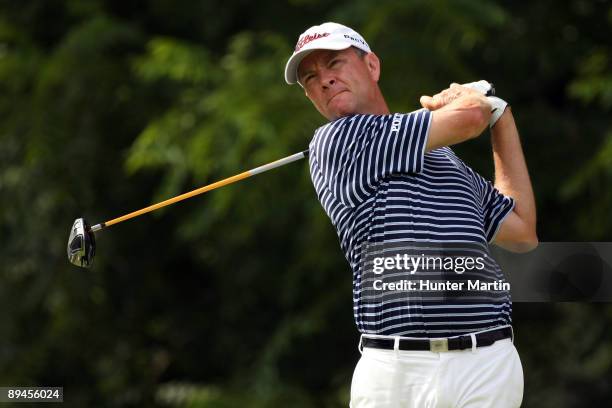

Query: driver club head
left=67, top=218, right=96, bottom=268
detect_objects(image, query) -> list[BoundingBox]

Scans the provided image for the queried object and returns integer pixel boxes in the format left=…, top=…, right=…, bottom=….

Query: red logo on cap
left=294, top=32, right=330, bottom=52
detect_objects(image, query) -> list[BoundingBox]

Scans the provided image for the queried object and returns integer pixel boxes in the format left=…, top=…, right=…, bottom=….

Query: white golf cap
left=284, top=22, right=371, bottom=85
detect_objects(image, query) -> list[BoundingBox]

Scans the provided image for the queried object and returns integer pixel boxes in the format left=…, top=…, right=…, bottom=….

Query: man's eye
left=329, top=59, right=340, bottom=67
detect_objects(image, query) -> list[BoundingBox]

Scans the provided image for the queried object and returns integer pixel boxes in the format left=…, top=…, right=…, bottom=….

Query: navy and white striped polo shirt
left=308, top=110, right=515, bottom=338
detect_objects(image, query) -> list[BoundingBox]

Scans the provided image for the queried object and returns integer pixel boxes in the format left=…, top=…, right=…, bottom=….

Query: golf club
left=67, top=150, right=309, bottom=268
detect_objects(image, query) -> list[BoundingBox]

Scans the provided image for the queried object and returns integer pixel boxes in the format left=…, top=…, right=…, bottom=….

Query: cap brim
left=284, top=40, right=353, bottom=85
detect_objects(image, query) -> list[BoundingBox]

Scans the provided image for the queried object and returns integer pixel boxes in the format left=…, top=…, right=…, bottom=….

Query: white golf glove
left=461, top=80, right=508, bottom=128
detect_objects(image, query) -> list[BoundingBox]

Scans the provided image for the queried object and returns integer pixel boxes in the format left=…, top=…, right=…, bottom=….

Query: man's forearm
left=491, top=108, right=537, bottom=229
left=425, top=93, right=492, bottom=152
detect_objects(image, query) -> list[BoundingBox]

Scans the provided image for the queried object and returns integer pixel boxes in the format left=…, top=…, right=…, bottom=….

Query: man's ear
left=365, top=52, right=381, bottom=82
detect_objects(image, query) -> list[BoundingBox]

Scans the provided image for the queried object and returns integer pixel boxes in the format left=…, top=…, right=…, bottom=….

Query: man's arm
left=421, top=83, right=538, bottom=252
left=421, top=86, right=492, bottom=152
left=490, top=109, right=538, bottom=253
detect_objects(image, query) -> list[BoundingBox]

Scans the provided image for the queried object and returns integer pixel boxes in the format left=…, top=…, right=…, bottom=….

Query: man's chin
left=329, top=111, right=353, bottom=121
left=327, top=102, right=356, bottom=120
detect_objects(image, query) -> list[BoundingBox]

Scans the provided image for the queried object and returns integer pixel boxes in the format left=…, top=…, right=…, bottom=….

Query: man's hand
left=423, top=84, right=492, bottom=152
left=420, top=83, right=486, bottom=111
left=422, top=82, right=509, bottom=128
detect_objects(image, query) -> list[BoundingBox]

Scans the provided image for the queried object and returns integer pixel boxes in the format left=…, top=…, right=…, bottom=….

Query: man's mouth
left=328, top=90, right=349, bottom=105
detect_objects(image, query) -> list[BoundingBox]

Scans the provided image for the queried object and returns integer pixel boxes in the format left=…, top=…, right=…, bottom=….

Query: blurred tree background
left=1, top=0, right=611, bottom=406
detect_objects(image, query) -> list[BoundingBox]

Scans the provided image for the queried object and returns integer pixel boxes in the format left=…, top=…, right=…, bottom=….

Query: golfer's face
left=298, top=48, right=377, bottom=121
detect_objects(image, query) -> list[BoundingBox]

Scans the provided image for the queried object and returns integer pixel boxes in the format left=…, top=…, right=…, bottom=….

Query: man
left=285, top=22, right=537, bottom=407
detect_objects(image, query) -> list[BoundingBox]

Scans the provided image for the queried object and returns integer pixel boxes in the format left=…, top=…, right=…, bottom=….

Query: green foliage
left=563, top=7, right=612, bottom=236
left=1, top=1, right=612, bottom=407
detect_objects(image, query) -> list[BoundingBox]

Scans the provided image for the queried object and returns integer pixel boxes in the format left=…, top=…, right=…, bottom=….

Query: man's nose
left=320, top=71, right=336, bottom=89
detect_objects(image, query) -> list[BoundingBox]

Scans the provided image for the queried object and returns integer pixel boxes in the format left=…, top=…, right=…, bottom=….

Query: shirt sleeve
left=467, top=168, right=516, bottom=243
left=309, top=110, right=431, bottom=207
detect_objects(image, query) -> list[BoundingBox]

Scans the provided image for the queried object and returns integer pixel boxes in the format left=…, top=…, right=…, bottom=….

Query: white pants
left=350, top=337, right=523, bottom=408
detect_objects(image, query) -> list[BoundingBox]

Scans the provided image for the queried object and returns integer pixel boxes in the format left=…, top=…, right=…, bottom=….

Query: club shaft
left=90, top=150, right=309, bottom=232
